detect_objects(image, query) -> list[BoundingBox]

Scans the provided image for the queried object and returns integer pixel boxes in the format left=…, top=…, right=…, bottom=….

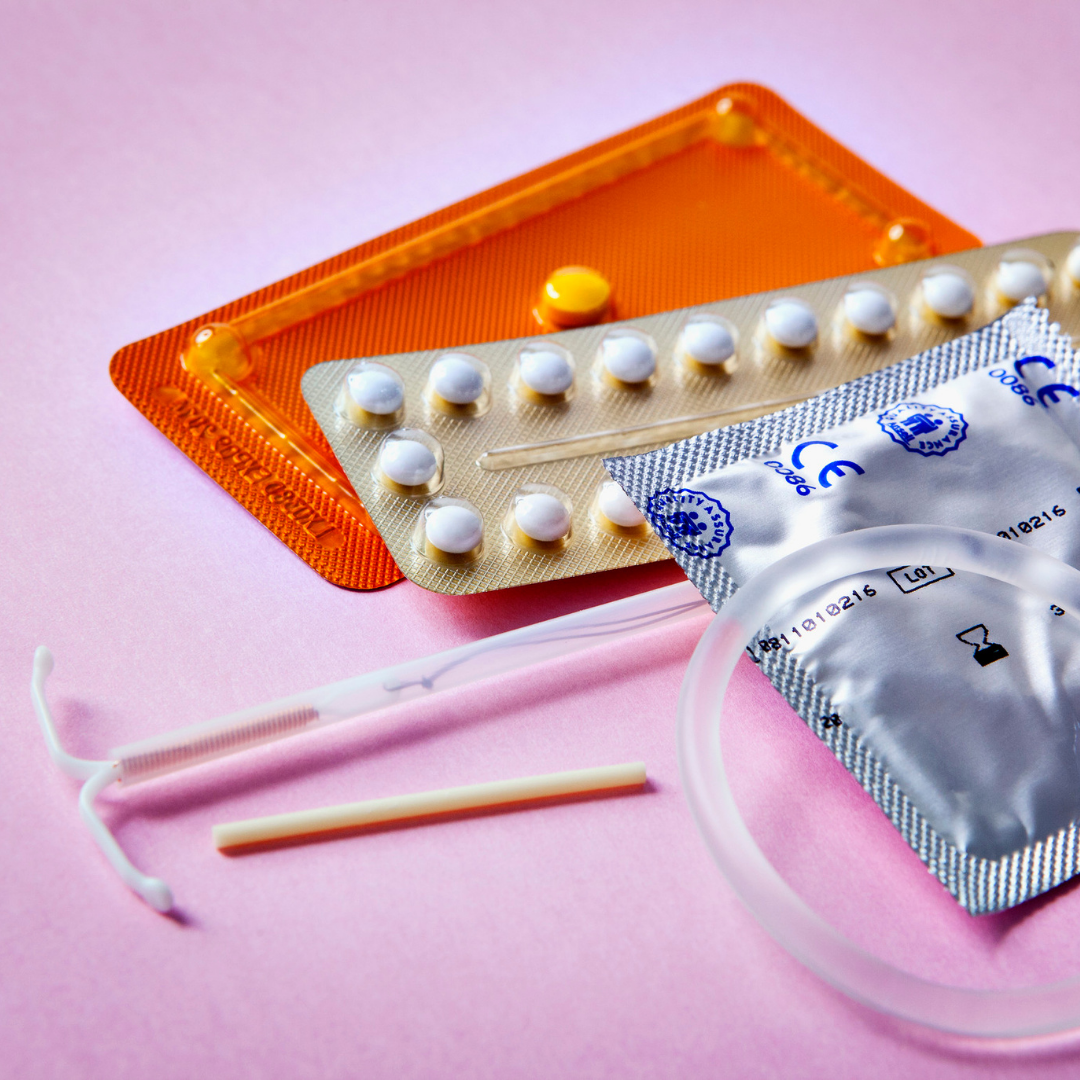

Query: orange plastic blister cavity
left=109, top=84, right=978, bottom=590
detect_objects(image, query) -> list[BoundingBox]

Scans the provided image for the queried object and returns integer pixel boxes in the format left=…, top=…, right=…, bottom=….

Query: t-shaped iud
left=30, top=581, right=709, bottom=912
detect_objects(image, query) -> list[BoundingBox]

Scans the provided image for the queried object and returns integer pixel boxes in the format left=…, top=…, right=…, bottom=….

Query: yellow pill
left=872, top=218, right=934, bottom=268
left=538, top=266, right=612, bottom=328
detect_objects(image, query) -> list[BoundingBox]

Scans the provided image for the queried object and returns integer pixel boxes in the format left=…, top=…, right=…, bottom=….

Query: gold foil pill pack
left=301, top=232, right=1080, bottom=595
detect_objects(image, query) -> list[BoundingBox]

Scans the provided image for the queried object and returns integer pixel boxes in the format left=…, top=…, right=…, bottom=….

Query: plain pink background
left=6, top=1, right=1080, bottom=1076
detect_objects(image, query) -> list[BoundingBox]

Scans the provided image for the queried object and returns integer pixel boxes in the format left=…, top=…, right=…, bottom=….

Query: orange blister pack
left=110, top=84, right=979, bottom=590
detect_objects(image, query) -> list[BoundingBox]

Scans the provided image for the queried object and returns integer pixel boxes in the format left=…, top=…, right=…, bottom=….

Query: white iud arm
left=31, top=580, right=709, bottom=913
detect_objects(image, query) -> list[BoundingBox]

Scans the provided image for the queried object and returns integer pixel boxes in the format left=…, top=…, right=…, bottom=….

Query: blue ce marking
left=763, top=440, right=865, bottom=496
left=1014, top=355, right=1080, bottom=408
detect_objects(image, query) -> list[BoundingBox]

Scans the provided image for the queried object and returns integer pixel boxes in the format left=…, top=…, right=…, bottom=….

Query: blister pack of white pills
left=607, top=301, right=1080, bottom=914
left=302, top=233, right=1080, bottom=596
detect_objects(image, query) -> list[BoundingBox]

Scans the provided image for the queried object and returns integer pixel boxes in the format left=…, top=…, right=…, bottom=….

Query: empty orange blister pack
left=110, top=84, right=979, bottom=590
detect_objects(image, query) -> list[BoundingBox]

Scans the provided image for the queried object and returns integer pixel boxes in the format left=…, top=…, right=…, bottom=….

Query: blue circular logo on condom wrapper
left=646, top=488, right=733, bottom=558
left=876, top=401, right=968, bottom=457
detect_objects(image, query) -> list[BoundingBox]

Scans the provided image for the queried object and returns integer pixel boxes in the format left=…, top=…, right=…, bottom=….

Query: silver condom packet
left=606, top=303, right=1080, bottom=914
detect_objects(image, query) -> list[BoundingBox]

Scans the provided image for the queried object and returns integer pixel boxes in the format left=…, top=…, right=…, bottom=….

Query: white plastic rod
left=212, top=761, right=647, bottom=849
left=111, top=580, right=708, bottom=784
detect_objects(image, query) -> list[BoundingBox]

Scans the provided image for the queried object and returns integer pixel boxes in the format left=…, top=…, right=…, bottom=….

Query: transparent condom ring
left=678, top=524, right=1080, bottom=1037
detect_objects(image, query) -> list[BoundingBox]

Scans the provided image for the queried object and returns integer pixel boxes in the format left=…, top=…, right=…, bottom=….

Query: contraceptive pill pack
left=301, top=233, right=1080, bottom=597
left=109, top=83, right=977, bottom=590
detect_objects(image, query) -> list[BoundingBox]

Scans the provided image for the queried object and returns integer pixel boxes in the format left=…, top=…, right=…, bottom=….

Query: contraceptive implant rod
left=212, top=762, right=648, bottom=849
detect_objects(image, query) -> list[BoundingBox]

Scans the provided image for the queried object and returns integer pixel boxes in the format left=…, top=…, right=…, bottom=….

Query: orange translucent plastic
left=110, top=83, right=979, bottom=590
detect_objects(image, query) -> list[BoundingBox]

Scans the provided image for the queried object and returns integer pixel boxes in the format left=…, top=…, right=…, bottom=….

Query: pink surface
left=5, top=1, right=1080, bottom=1075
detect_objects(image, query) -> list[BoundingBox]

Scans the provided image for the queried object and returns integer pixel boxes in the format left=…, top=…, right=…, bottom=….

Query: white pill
left=681, top=320, right=735, bottom=365
left=514, top=493, right=571, bottom=542
left=765, top=300, right=817, bottom=349
left=347, top=369, right=403, bottom=415
left=520, top=349, right=574, bottom=396
left=598, top=482, right=645, bottom=527
left=430, top=354, right=484, bottom=404
left=601, top=334, right=656, bottom=383
left=426, top=505, right=483, bottom=554
left=1067, top=245, right=1080, bottom=285
left=997, top=259, right=1047, bottom=302
left=379, top=439, right=437, bottom=487
left=844, top=288, right=895, bottom=335
left=922, top=271, right=975, bottom=319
